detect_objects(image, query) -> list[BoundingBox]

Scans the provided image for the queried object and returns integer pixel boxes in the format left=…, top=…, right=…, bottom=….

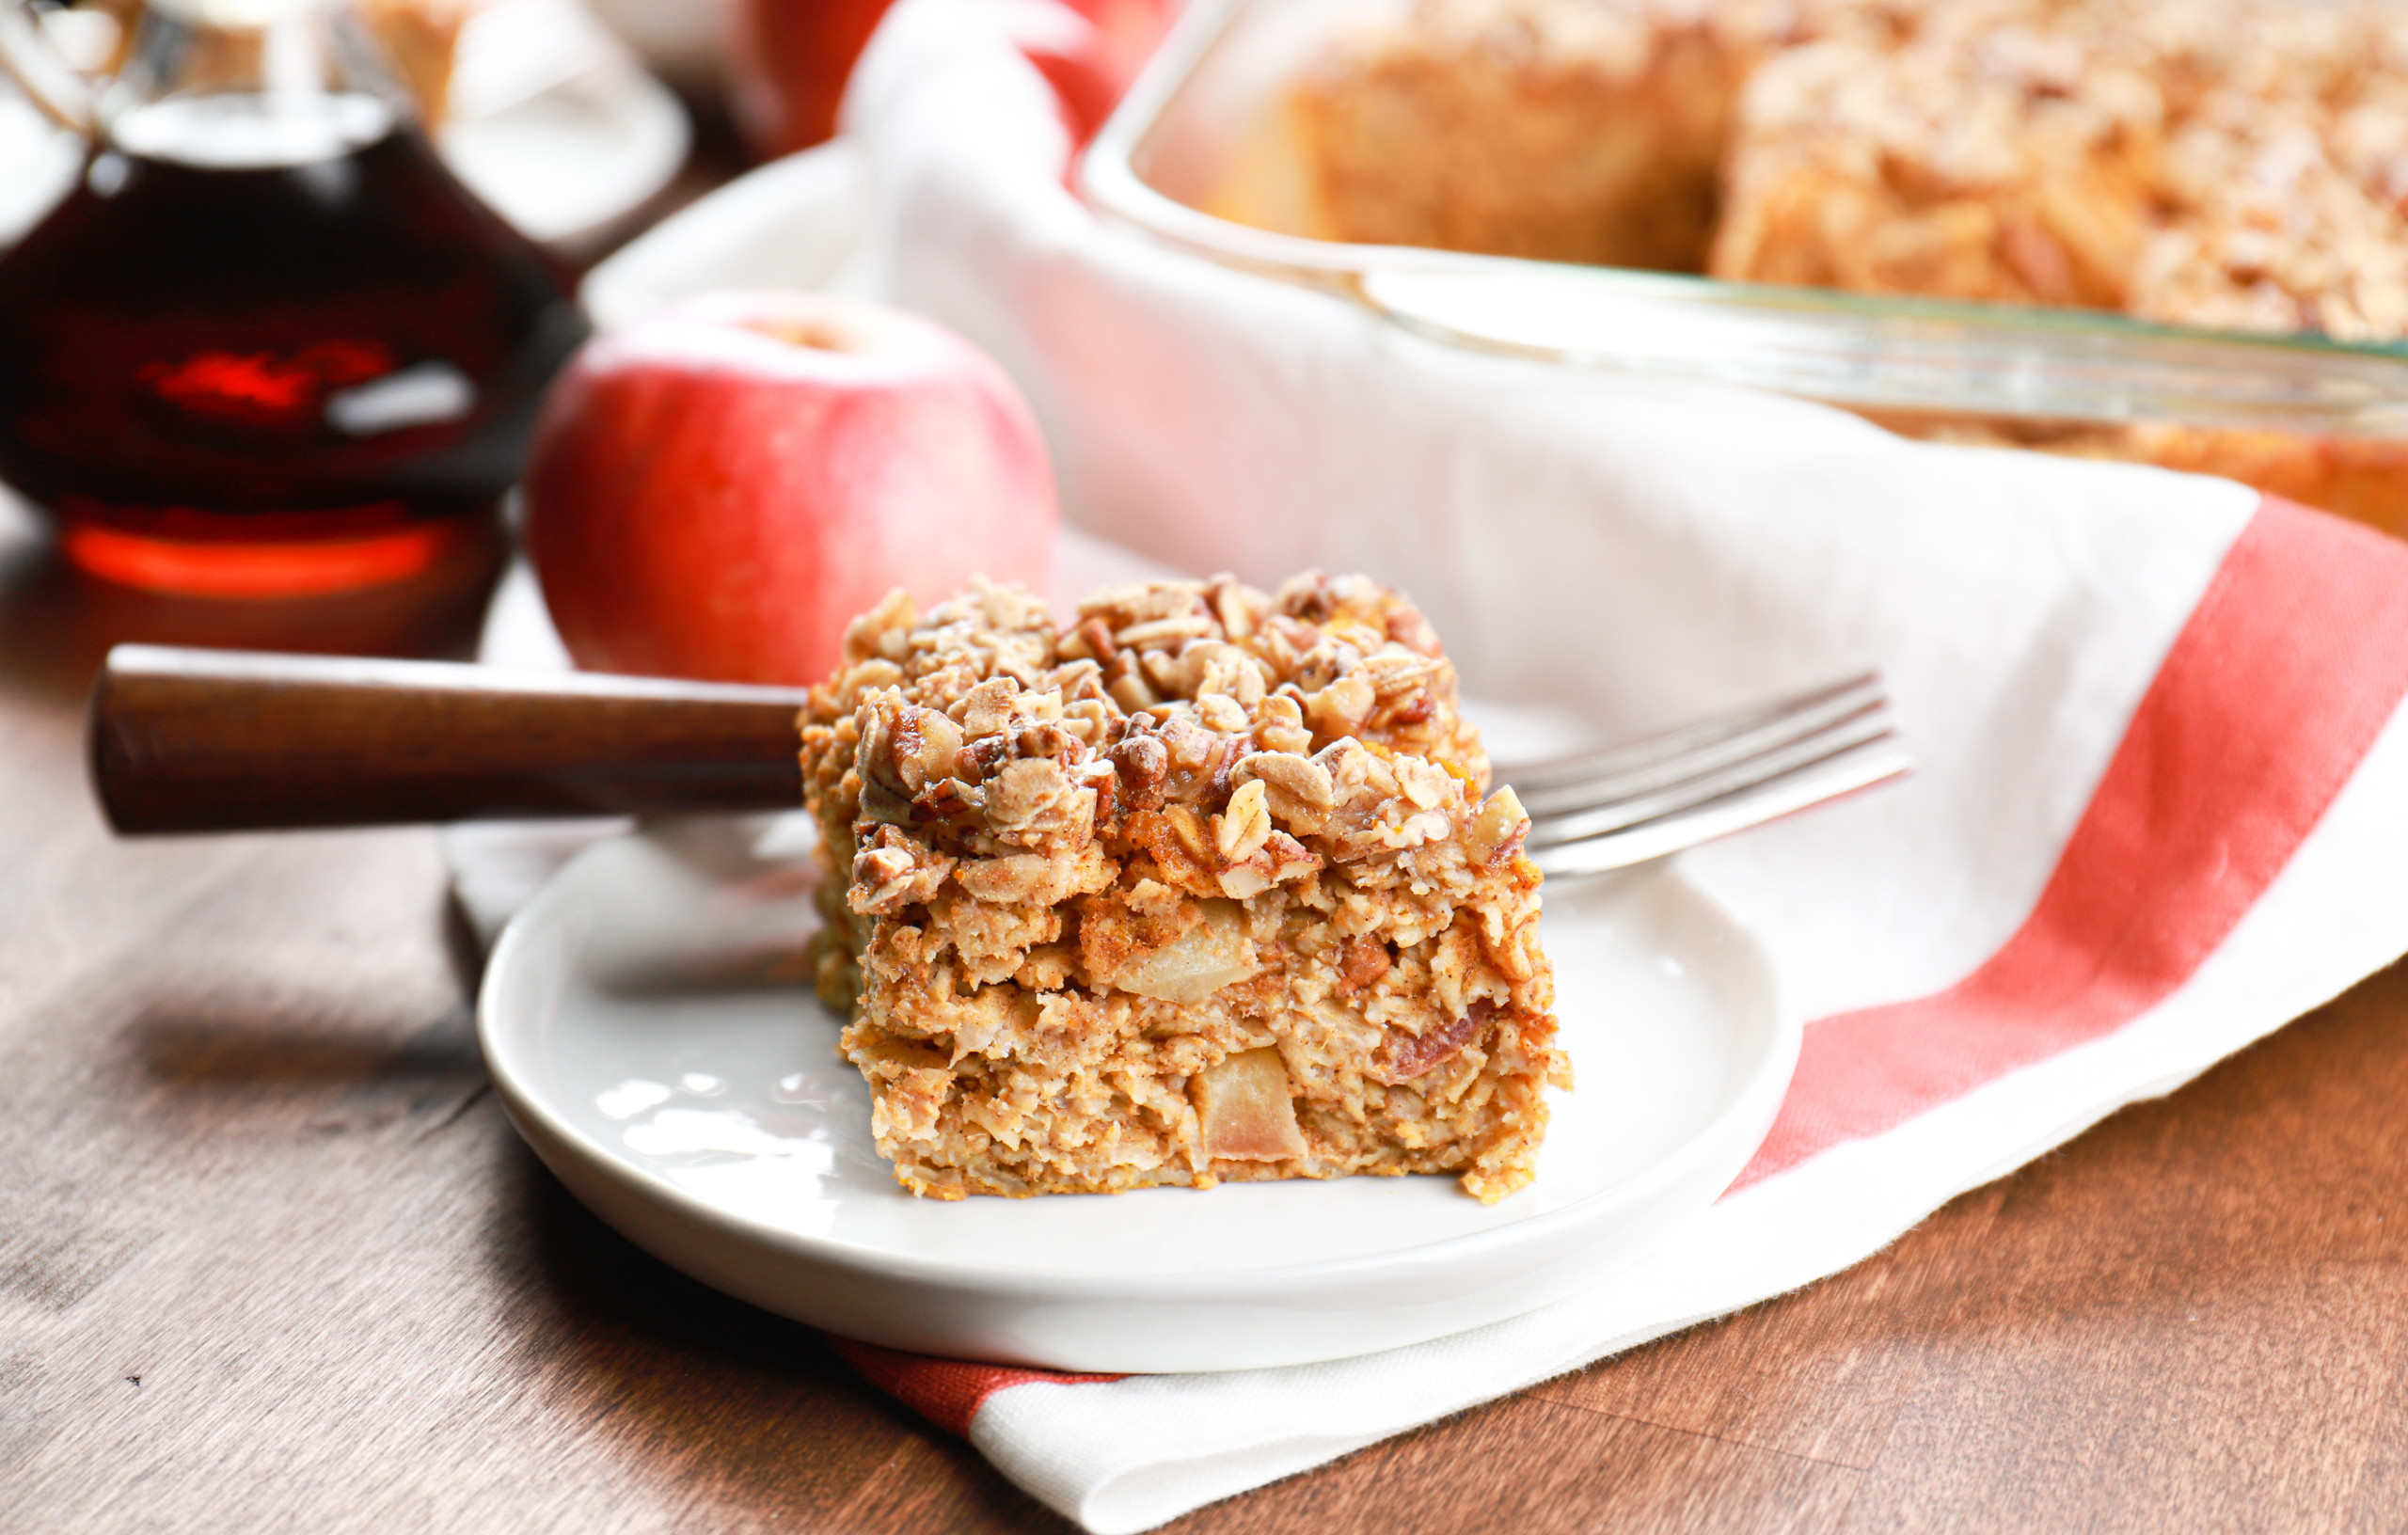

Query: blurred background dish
left=0, top=0, right=689, bottom=258
left=0, top=71, right=78, bottom=246
left=1087, top=0, right=2408, bottom=542
left=436, top=0, right=690, bottom=255
left=584, top=0, right=734, bottom=92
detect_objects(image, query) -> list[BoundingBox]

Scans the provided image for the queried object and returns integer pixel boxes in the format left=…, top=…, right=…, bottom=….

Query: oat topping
left=1711, top=0, right=2408, bottom=341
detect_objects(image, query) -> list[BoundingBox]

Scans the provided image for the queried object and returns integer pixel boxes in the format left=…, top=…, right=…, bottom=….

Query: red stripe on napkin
left=1738, top=496, right=2408, bottom=1185
left=828, top=1337, right=1123, bottom=1435
left=839, top=495, right=2408, bottom=1426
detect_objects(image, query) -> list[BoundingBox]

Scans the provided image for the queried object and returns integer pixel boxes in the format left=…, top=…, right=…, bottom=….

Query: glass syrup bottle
left=0, top=0, right=588, bottom=597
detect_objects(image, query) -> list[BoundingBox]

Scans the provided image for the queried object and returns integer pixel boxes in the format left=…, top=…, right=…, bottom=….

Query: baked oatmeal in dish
left=799, top=574, right=1568, bottom=1204
left=1282, top=0, right=2408, bottom=533
left=1293, top=0, right=2408, bottom=339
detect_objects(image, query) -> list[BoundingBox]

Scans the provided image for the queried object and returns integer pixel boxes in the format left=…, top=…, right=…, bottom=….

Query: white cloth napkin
left=537, top=2, right=2408, bottom=1529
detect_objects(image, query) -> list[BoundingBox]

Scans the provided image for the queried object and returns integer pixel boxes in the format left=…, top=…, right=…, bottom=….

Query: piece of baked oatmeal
left=799, top=574, right=1568, bottom=1203
left=1288, top=0, right=1755, bottom=270
left=1284, top=0, right=1942, bottom=269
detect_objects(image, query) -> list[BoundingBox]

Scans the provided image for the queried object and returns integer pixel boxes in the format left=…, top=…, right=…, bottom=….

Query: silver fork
left=1500, top=673, right=1911, bottom=878
left=84, top=645, right=1909, bottom=848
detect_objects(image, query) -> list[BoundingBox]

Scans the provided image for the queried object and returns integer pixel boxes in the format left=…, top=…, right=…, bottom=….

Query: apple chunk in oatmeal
left=799, top=573, right=1569, bottom=1203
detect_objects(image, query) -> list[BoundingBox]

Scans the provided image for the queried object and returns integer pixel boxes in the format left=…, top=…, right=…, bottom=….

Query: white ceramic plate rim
left=479, top=830, right=1799, bottom=1301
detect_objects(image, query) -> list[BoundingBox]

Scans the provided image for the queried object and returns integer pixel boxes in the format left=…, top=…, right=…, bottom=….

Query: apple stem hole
left=749, top=318, right=858, bottom=352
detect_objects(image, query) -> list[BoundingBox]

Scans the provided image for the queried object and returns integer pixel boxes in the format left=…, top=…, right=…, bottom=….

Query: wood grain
left=5, top=496, right=2408, bottom=1533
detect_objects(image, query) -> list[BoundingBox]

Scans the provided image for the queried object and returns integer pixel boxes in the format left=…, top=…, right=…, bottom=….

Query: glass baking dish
left=1078, top=0, right=2408, bottom=534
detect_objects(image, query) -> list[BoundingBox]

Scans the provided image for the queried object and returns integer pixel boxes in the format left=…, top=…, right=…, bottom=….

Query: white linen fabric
left=528, top=2, right=2408, bottom=1528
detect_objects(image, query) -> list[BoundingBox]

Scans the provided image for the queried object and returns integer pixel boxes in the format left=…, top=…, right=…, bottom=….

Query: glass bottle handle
left=0, top=0, right=100, bottom=135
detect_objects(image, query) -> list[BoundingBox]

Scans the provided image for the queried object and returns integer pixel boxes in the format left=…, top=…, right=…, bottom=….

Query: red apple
left=522, top=291, right=1057, bottom=686
left=726, top=0, right=1174, bottom=161
left=1019, top=0, right=1178, bottom=146
left=727, top=0, right=897, bottom=159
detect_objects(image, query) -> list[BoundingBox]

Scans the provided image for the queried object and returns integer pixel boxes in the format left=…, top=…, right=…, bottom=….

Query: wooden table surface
left=5, top=498, right=2408, bottom=1535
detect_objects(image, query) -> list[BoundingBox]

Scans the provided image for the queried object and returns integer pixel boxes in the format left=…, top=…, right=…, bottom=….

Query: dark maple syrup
left=0, top=94, right=587, bottom=596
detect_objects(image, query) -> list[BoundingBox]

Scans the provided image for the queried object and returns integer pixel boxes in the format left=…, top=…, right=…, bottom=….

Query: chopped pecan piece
left=849, top=826, right=954, bottom=916
left=1109, top=729, right=1169, bottom=811
left=887, top=705, right=962, bottom=792
left=1333, top=935, right=1392, bottom=996
left=1372, top=1000, right=1497, bottom=1085
left=1465, top=786, right=1532, bottom=865
left=958, top=734, right=1012, bottom=781
left=911, top=777, right=977, bottom=822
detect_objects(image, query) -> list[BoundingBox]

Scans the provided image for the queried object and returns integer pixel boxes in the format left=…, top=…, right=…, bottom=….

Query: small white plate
left=480, top=818, right=1798, bottom=1373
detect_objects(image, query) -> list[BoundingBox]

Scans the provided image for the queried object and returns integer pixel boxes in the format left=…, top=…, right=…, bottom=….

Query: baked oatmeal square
left=799, top=573, right=1569, bottom=1203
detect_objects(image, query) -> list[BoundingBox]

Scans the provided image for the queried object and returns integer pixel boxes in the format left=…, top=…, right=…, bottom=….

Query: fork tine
left=1525, top=703, right=1899, bottom=847
left=1528, top=734, right=1915, bottom=878
left=1504, top=672, right=1884, bottom=815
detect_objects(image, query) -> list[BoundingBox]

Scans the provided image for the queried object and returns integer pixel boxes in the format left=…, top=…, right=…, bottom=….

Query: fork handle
left=89, top=645, right=814, bottom=835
